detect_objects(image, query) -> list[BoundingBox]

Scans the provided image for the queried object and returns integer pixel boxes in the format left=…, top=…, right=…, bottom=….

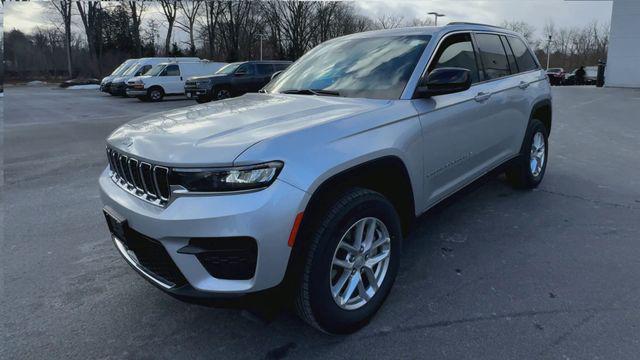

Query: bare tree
left=127, top=1, right=145, bottom=57
left=176, top=1, right=203, bottom=56
left=262, top=1, right=318, bottom=59
left=50, top=0, right=73, bottom=78
left=159, top=0, right=178, bottom=55
left=76, top=1, right=102, bottom=73
left=501, top=20, right=536, bottom=45
left=202, top=1, right=225, bottom=58
left=376, top=14, right=404, bottom=29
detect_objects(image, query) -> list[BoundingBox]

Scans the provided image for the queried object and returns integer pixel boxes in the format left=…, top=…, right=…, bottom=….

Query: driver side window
left=162, top=65, right=180, bottom=77
left=236, top=64, right=254, bottom=75
left=429, top=33, right=480, bottom=84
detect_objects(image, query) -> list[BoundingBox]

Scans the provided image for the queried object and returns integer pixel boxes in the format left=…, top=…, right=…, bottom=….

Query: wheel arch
left=531, top=99, right=552, bottom=136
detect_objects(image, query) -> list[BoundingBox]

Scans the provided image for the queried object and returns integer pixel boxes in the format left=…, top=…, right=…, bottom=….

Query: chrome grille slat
left=106, top=147, right=170, bottom=206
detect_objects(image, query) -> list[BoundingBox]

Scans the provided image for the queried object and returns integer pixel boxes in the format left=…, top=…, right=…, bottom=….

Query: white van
left=108, top=57, right=201, bottom=96
left=126, top=61, right=227, bottom=102
left=100, top=59, right=138, bottom=93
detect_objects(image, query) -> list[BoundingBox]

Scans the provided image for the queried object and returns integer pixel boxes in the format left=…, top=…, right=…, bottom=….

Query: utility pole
left=428, top=12, right=445, bottom=26
left=546, top=35, right=552, bottom=69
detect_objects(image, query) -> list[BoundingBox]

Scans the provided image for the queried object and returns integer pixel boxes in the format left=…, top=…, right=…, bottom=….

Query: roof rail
left=447, top=22, right=504, bottom=29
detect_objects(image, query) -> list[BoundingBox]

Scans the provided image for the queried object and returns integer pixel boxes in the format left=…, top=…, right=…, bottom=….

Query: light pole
left=428, top=12, right=445, bottom=26
left=257, top=33, right=267, bottom=61
left=546, top=35, right=552, bottom=69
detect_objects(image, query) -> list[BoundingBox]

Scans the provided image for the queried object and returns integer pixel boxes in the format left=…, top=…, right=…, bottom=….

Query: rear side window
left=475, top=33, right=511, bottom=80
left=501, top=36, right=519, bottom=73
left=429, top=33, right=480, bottom=84
left=256, top=63, right=275, bottom=75
left=507, top=36, right=538, bottom=72
left=163, top=65, right=180, bottom=76
left=274, top=63, right=290, bottom=71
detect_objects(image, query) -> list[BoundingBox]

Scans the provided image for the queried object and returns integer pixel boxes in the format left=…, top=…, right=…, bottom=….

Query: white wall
left=605, top=0, right=640, bottom=88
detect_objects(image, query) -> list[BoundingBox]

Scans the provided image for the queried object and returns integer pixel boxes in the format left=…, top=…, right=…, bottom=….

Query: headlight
left=170, top=161, right=284, bottom=192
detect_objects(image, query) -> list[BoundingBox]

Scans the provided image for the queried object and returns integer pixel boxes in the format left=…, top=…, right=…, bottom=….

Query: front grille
left=107, top=147, right=171, bottom=206
left=123, top=228, right=188, bottom=287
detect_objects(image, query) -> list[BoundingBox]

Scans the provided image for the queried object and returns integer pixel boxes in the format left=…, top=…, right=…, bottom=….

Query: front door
left=412, top=32, right=500, bottom=207
left=161, top=64, right=183, bottom=94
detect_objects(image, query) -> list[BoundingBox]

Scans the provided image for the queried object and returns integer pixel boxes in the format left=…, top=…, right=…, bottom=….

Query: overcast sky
left=3, top=0, right=613, bottom=42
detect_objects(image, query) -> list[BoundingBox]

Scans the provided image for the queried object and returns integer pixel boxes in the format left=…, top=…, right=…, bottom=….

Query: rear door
left=255, top=63, right=276, bottom=90
left=470, top=32, right=527, bottom=164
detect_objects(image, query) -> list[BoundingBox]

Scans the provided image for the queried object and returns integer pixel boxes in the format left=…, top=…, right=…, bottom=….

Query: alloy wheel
left=330, top=217, right=391, bottom=310
left=530, top=131, right=546, bottom=177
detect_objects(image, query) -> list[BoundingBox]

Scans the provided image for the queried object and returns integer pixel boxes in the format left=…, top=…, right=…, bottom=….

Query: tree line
left=4, top=1, right=610, bottom=81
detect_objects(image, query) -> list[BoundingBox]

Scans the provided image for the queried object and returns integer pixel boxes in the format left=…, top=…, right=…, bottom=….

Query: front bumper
left=126, top=88, right=147, bottom=97
left=99, top=167, right=307, bottom=296
left=185, top=85, right=210, bottom=98
left=101, top=82, right=112, bottom=92
left=110, top=82, right=128, bottom=96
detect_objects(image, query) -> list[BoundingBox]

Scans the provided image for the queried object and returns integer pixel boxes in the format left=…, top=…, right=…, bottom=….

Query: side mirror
left=416, top=67, right=472, bottom=97
left=271, top=71, right=283, bottom=81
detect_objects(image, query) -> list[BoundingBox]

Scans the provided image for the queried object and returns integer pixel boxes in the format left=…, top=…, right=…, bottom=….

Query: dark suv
left=185, top=60, right=291, bottom=103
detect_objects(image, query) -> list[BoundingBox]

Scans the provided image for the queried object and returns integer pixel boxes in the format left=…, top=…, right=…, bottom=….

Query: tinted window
left=429, top=33, right=480, bottom=84
left=475, top=33, right=511, bottom=80
left=501, top=36, right=518, bottom=73
left=264, top=35, right=431, bottom=100
left=236, top=64, right=254, bottom=75
left=163, top=64, right=180, bottom=76
left=506, top=36, right=538, bottom=72
left=256, top=63, right=275, bottom=75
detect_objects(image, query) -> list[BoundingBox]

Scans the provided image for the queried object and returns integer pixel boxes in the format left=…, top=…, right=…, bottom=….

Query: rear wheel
left=506, top=119, right=549, bottom=189
left=295, top=188, right=402, bottom=334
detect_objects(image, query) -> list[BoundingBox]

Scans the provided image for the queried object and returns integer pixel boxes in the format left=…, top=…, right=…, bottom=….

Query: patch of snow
left=67, top=84, right=101, bottom=90
left=27, top=81, right=47, bottom=86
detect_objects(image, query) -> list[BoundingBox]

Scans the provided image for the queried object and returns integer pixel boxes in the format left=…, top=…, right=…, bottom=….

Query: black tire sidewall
left=522, top=119, right=549, bottom=186
left=148, top=88, right=163, bottom=102
left=306, top=191, right=402, bottom=333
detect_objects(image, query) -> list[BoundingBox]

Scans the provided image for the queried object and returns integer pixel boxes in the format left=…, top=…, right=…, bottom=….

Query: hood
left=107, top=93, right=389, bottom=166
left=188, top=74, right=230, bottom=82
left=127, top=75, right=151, bottom=84
left=101, top=76, right=113, bottom=84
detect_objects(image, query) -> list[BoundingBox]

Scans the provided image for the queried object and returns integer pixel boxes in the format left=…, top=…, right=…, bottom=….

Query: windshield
left=111, top=60, right=135, bottom=76
left=144, top=64, right=167, bottom=77
left=123, top=63, right=143, bottom=76
left=216, top=63, right=242, bottom=75
left=264, top=35, right=431, bottom=100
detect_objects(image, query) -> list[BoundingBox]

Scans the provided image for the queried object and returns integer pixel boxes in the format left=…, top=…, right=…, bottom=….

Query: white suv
left=101, top=23, right=552, bottom=334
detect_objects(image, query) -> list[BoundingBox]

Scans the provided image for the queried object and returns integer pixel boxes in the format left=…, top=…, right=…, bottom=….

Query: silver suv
left=100, top=23, right=551, bottom=334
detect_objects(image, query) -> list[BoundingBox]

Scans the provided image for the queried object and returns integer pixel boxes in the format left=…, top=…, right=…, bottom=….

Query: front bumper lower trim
left=112, top=235, right=175, bottom=290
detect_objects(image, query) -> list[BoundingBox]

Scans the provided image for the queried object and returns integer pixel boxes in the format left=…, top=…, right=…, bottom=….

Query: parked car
left=546, top=67, right=565, bottom=85
left=564, top=66, right=598, bottom=85
left=185, top=60, right=292, bottom=103
left=126, top=61, right=227, bottom=102
left=101, top=23, right=552, bottom=334
left=108, top=57, right=201, bottom=96
left=101, top=59, right=138, bottom=93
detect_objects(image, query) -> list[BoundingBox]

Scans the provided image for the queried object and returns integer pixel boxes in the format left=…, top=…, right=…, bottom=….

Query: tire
left=213, top=86, right=232, bottom=101
left=195, top=96, right=210, bottom=104
left=295, top=188, right=402, bottom=334
left=147, top=87, right=164, bottom=102
left=506, top=119, right=549, bottom=189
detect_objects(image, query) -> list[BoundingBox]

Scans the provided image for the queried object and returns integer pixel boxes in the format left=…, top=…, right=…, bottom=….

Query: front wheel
left=295, top=188, right=402, bottom=334
left=506, top=119, right=549, bottom=189
left=213, top=87, right=232, bottom=101
left=147, top=87, right=164, bottom=102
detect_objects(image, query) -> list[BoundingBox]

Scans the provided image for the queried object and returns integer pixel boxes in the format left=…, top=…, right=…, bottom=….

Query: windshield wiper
left=280, top=88, right=340, bottom=96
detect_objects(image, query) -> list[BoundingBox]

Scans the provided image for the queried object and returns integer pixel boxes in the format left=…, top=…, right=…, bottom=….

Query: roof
left=338, top=22, right=520, bottom=41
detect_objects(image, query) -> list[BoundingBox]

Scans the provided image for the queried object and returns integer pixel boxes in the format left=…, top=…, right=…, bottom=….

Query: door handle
left=518, top=81, right=530, bottom=89
left=474, top=92, right=492, bottom=102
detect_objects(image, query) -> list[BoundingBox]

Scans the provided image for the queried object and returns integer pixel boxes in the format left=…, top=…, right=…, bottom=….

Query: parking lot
left=3, top=85, right=640, bottom=359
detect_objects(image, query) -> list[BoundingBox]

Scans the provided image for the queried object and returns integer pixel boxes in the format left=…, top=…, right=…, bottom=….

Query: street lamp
left=428, top=12, right=445, bottom=26
left=546, top=35, right=552, bottom=69
left=257, top=33, right=267, bottom=61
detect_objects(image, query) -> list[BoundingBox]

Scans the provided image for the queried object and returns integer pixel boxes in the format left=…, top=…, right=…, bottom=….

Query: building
left=604, top=0, right=640, bottom=88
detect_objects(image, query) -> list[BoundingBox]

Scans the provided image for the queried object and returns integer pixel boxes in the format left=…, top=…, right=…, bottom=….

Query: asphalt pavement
left=3, top=85, right=640, bottom=359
